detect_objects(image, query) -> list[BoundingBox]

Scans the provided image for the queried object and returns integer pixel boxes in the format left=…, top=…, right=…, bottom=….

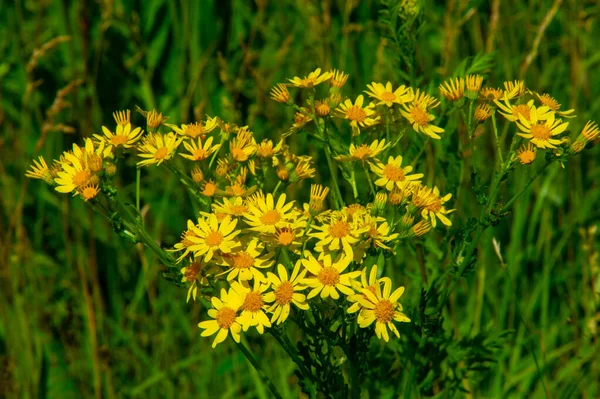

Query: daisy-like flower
left=201, top=179, right=218, bottom=197
left=212, top=197, right=249, bottom=218
left=94, top=123, right=144, bottom=151
left=494, top=98, right=551, bottom=123
left=516, top=143, right=537, bottom=165
left=54, top=151, right=96, bottom=195
left=230, top=281, right=272, bottom=334
left=291, top=157, right=316, bottom=181
left=334, top=95, right=379, bottom=136
left=347, top=265, right=391, bottom=313
left=267, top=224, right=306, bottom=253
left=581, top=120, right=600, bottom=142
left=302, top=253, right=361, bottom=300
left=365, top=82, right=411, bottom=107
left=419, top=186, right=454, bottom=227
left=474, top=104, right=493, bottom=122
left=330, top=69, right=349, bottom=89
left=264, top=262, right=309, bottom=324
left=217, top=238, right=274, bottom=282
left=314, top=100, right=331, bottom=117
left=179, top=136, right=220, bottom=161
left=170, top=220, right=200, bottom=262
left=113, top=109, right=131, bottom=126
left=310, top=211, right=368, bottom=259
left=288, top=68, right=333, bottom=88
left=137, top=107, right=168, bottom=130
left=309, top=184, right=330, bottom=216
left=80, top=183, right=101, bottom=201
left=137, top=133, right=183, bottom=167
left=370, top=155, right=424, bottom=191
left=335, top=139, right=389, bottom=163
left=479, top=87, right=504, bottom=101
left=356, top=279, right=410, bottom=342
left=439, top=77, right=465, bottom=101
left=168, top=118, right=219, bottom=139
left=534, top=93, right=576, bottom=118
left=515, top=107, right=569, bottom=149
left=187, top=214, right=241, bottom=262
left=229, top=130, right=256, bottom=162
left=362, top=217, right=399, bottom=251
left=25, top=156, right=53, bottom=184
left=270, top=84, right=291, bottom=103
left=503, top=80, right=526, bottom=99
left=198, top=288, right=243, bottom=348
left=244, top=192, right=299, bottom=234
left=256, top=139, right=276, bottom=159
left=408, top=88, right=440, bottom=109
left=399, top=102, right=444, bottom=139
left=465, top=74, right=484, bottom=98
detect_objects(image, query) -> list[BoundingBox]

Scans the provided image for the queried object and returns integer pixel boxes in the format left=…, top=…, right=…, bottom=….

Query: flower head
left=244, top=192, right=299, bottom=234
left=187, top=214, right=241, bottom=262
left=439, top=77, right=465, bottom=101
left=365, top=82, right=411, bottom=107
left=400, top=102, right=444, bottom=139
left=270, top=83, right=291, bottom=103
left=302, top=253, right=361, bottom=300
left=230, top=281, right=272, bottom=333
left=94, top=123, right=144, bottom=151
left=516, top=143, right=537, bottom=165
left=198, top=288, right=244, bottom=348
left=370, top=155, right=424, bottom=191
left=264, top=262, right=309, bottom=324
left=217, top=238, right=274, bottom=282
left=334, top=95, right=379, bottom=136
left=137, top=133, right=183, bottom=167
left=335, top=139, right=389, bottom=163
left=515, top=107, right=569, bottom=149
left=180, top=136, right=221, bottom=161
left=288, top=68, right=332, bottom=88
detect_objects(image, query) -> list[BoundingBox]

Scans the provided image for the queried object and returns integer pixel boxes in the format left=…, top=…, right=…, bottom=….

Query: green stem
left=272, top=180, right=283, bottom=197
left=324, top=145, right=344, bottom=209
left=235, top=340, right=283, bottom=399
left=491, top=112, right=503, bottom=165
left=501, top=161, right=552, bottom=212
left=363, top=163, right=376, bottom=198
left=136, top=168, right=141, bottom=215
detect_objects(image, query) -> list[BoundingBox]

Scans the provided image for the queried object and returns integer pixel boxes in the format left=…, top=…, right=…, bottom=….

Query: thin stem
left=491, top=112, right=504, bottom=165
left=501, top=161, right=552, bottom=212
left=136, top=168, right=141, bottom=215
left=235, top=340, right=283, bottom=399
left=324, top=145, right=344, bottom=209
left=272, top=180, right=283, bottom=197
left=363, top=163, right=376, bottom=198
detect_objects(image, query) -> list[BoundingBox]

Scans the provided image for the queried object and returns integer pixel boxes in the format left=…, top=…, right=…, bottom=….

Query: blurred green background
left=1, top=0, right=600, bottom=397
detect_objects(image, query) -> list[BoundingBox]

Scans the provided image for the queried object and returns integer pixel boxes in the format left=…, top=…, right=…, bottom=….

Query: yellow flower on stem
left=187, top=214, right=241, bottom=262
left=179, top=136, right=221, bottom=161
left=330, top=69, right=349, bottom=89
left=362, top=217, right=399, bottom=251
left=167, top=118, right=219, bottom=139
left=516, top=143, right=537, bottom=165
left=310, top=212, right=367, bottom=259
left=230, top=281, right=272, bottom=334
left=212, top=197, right=250, bottom=218
left=479, top=87, right=504, bottom=101
left=80, top=183, right=101, bottom=201
left=439, top=77, right=465, bottom=102
left=465, top=74, right=484, bottom=98
left=229, top=130, right=256, bottom=162
left=408, top=88, right=440, bottom=109
left=266, top=223, right=306, bottom=253
left=534, top=93, right=576, bottom=118
left=270, top=84, right=291, bottom=103
left=94, top=123, right=144, bottom=151
left=25, top=156, right=53, bottom=184
left=301, top=253, right=361, bottom=300
left=217, top=238, right=274, bottom=282
left=419, top=186, right=454, bottom=227
left=113, top=109, right=131, bottom=126
left=264, top=262, right=309, bottom=325
left=334, top=139, right=389, bottom=163
left=198, top=288, right=244, bottom=348
left=244, top=192, right=299, bottom=234
left=515, top=108, right=569, bottom=149
left=370, top=155, right=424, bottom=191
left=137, top=133, right=183, bottom=167
left=503, top=80, right=526, bottom=99
left=347, top=265, right=391, bottom=314
left=309, top=184, right=330, bottom=216
left=365, top=82, right=411, bottom=107
left=494, top=98, right=551, bottom=123
left=288, top=68, right=333, bottom=88
left=356, top=279, right=410, bottom=342
left=334, top=95, right=379, bottom=136
left=399, top=102, right=444, bottom=139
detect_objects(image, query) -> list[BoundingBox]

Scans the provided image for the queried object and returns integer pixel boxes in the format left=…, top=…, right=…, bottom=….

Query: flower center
left=512, top=104, right=531, bottom=120
left=380, top=91, right=396, bottom=102
left=110, top=135, right=129, bottom=146
left=410, top=106, right=430, bottom=126
left=275, top=282, right=294, bottom=304
left=318, top=266, right=340, bottom=286
left=276, top=229, right=295, bottom=246
left=232, top=252, right=254, bottom=269
left=352, top=145, right=373, bottom=160
left=346, top=106, right=367, bottom=123
left=185, top=123, right=205, bottom=138
left=383, top=164, right=405, bottom=182
left=427, top=200, right=441, bottom=212
left=154, top=147, right=168, bottom=160
left=205, top=231, right=223, bottom=247
left=262, top=210, right=281, bottom=225
left=192, top=148, right=209, bottom=160
left=82, top=185, right=99, bottom=200
left=242, top=292, right=264, bottom=312
left=530, top=124, right=552, bottom=140
left=216, top=307, right=237, bottom=329
left=374, top=299, right=395, bottom=323
left=329, top=221, right=350, bottom=238
left=73, top=170, right=91, bottom=187
left=519, top=151, right=536, bottom=164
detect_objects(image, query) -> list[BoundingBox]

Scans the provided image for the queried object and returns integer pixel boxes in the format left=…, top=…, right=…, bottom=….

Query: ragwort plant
left=26, top=67, right=599, bottom=397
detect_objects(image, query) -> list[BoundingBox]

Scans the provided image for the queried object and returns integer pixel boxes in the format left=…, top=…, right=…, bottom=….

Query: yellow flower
left=362, top=217, right=399, bottom=251
left=137, top=133, right=183, bottom=167
left=347, top=265, right=391, bottom=314
left=113, top=109, right=131, bottom=126
left=314, top=100, right=331, bottom=117
left=503, top=80, right=525, bottom=99
left=288, top=68, right=333, bottom=88
left=365, top=82, right=411, bottom=107
left=534, top=93, right=576, bottom=118
left=516, top=143, right=537, bottom=165
left=80, top=183, right=100, bottom=201
left=25, top=156, right=53, bottom=184
left=479, top=87, right=504, bottom=101
left=201, top=179, right=218, bottom=197
left=212, top=197, right=249, bottom=218
left=309, top=184, right=330, bottom=215
left=474, top=104, right=493, bottom=122
left=179, top=136, right=221, bottom=161
left=267, top=224, right=306, bottom=253
left=302, top=253, right=361, bottom=300
left=217, top=238, right=274, bottom=282
left=230, top=281, right=272, bottom=334
left=515, top=107, right=569, bottom=149
left=264, top=262, right=309, bottom=324
left=356, top=279, right=410, bottom=342
left=439, top=77, right=465, bottom=101
left=370, top=155, right=424, bottom=191
left=581, top=120, right=600, bottom=142
left=335, top=139, right=389, bottom=163
left=229, top=130, right=256, bottom=162
left=270, top=84, right=291, bottom=103
left=399, top=103, right=444, bottom=139
left=198, top=288, right=243, bottom=348
left=419, top=186, right=454, bottom=227
left=334, top=95, right=379, bottom=136
left=168, top=118, right=219, bottom=139
left=494, top=98, right=551, bottom=123
left=465, top=74, right=483, bottom=98
left=408, top=88, right=440, bottom=109
left=170, top=220, right=200, bottom=262
left=244, top=192, right=299, bottom=234
left=187, top=214, right=241, bottom=262
left=54, top=139, right=105, bottom=194
left=310, top=211, right=368, bottom=259
left=330, top=69, right=349, bottom=89
left=137, top=107, right=168, bottom=130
